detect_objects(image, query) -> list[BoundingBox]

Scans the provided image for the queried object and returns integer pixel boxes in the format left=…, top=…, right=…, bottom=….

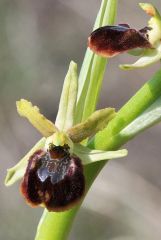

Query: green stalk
left=35, top=208, right=79, bottom=240
left=81, top=0, right=118, bottom=121
left=75, top=0, right=117, bottom=123
left=35, top=1, right=118, bottom=239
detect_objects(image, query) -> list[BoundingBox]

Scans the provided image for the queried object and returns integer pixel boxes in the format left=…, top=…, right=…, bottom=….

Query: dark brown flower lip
left=88, top=24, right=152, bottom=57
left=20, top=145, right=85, bottom=212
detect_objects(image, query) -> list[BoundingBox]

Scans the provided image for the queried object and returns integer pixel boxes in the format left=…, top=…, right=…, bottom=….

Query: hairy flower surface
left=21, top=144, right=85, bottom=212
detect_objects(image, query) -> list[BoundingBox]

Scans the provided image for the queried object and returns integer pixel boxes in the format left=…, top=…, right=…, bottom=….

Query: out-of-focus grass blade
left=75, top=0, right=117, bottom=124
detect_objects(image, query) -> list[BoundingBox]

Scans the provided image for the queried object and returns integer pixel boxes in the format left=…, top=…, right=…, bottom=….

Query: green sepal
left=128, top=48, right=145, bottom=56
left=73, top=144, right=127, bottom=165
left=5, top=138, right=46, bottom=186
left=55, top=61, right=78, bottom=131
left=139, top=3, right=161, bottom=46
left=17, top=99, right=58, bottom=137
left=120, top=44, right=161, bottom=70
left=67, top=108, right=116, bottom=143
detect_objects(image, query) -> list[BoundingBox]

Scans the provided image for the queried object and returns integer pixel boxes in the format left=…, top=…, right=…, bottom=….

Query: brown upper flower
left=88, top=24, right=152, bottom=57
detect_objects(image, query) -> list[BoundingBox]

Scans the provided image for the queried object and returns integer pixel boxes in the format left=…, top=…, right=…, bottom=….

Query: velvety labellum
left=20, top=145, right=85, bottom=212
left=88, top=24, right=152, bottom=57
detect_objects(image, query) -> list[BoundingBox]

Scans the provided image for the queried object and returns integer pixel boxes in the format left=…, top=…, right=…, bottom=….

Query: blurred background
left=1, top=0, right=161, bottom=239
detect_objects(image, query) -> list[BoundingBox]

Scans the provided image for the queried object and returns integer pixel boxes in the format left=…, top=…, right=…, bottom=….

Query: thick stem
left=35, top=208, right=79, bottom=240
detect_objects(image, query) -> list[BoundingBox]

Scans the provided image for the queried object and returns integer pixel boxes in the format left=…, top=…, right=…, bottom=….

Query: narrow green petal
left=5, top=138, right=45, bottom=186
left=120, top=44, right=161, bottom=70
left=17, top=99, right=57, bottom=137
left=74, top=144, right=127, bottom=165
left=67, top=108, right=116, bottom=143
left=55, top=61, right=78, bottom=131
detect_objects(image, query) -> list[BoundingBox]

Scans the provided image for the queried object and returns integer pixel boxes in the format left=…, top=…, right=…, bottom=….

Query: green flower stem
left=81, top=0, right=117, bottom=121
left=35, top=208, right=79, bottom=240
left=35, top=68, right=161, bottom=240
left=35, top=1, right=118, bottom=238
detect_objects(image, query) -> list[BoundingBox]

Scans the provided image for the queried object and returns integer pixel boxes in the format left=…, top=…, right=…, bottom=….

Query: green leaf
left=55, top=61, right=78, bottom=131
left=74, top=144, right=127, bottom=165
left=75, top=0, right=117, bottom=124
left=89, top=68, right=161, bottom=151
left=5, top=138, right=45, bottom=186
left=120, top=96, right=161, bottom=138
left=67, top=108, right=115, bottom=143
left=17, top=99, right=57, bottom=137
left=120, top=44, right=161, bottom=70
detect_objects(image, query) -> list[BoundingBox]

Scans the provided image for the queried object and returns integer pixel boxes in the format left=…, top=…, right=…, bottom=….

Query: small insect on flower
left=88, top=24, right=152, bottom=57
left=21, top=143, right=85, bottom=212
